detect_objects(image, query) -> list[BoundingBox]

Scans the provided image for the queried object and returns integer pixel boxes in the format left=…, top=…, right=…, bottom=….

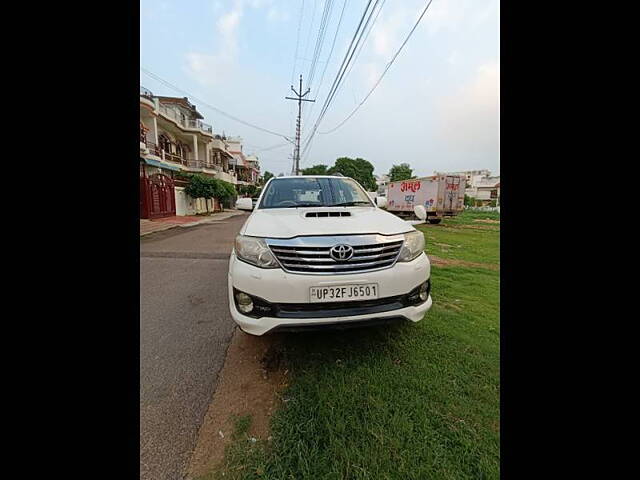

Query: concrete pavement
left=140, top=213, right=248, bottom=480
left=140, top=210, right=245, bottom=237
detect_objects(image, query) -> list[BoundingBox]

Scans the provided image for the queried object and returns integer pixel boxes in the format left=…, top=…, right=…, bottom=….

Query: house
left=466, top=176, right=500, bottom=206
left=435, top=169, right=491, bottom=188
left=227, top=137, right=260, bottom=186
left=139, top=86, right=238, bottom=218
left=434, top=169, right=500, bottom=206
left=376, top=174, right=390, bottom=195
left=245, top=154, right=261, bottom=185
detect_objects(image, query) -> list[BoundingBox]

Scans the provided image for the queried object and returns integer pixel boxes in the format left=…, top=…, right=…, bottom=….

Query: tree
left=184, top=174, right=236, bottom=212
left=184, top=174, right=216, bottom=213
left=262, top=171, right=274, bottom=183
left=388, top=163, right=414, bottom=182
left=237, top=184, right=259, bottom=197
left=301, top=164, right=329, bottom=175
left=464, top=194, right=475, bottom=207
left=327, top=157, right=377, bottom=191
left=213, top=179, right=236, bottom=210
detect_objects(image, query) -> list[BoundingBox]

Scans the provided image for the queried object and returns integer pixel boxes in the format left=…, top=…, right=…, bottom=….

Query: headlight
left=234, top=235, right=280, bottom=268
left=397, top=230, right=425, bottom=262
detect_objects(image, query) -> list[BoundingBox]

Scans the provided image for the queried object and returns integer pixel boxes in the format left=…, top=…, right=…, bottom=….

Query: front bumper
left=227, top=252, right=432, bottom=336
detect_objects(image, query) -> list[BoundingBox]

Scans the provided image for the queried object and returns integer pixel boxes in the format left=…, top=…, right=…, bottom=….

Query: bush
left=184, top=174, right=237, bottom=212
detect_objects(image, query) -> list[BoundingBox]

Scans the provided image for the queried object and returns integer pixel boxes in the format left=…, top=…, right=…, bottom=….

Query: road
left=140, top=213, right=248, bottom=480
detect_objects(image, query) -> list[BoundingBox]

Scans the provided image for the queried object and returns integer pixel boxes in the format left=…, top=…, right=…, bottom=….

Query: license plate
left=309, top=284, right=379, bottom=303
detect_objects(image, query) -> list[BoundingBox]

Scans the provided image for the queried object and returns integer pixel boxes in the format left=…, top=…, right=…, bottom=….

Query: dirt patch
left=442, top=224, right=499, bottom=231
left=473, top=219, right=500, bottom=224
left=429, top=255, right=499, bottom=271
left=186, top=328, right=288, bottom=479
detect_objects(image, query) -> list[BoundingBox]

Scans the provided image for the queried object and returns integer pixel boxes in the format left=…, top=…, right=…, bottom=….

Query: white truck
left=385, top=175, right=465, bottom=224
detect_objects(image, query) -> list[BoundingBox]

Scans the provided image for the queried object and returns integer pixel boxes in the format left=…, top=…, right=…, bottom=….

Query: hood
left=241, top=207, right=415, bottom=238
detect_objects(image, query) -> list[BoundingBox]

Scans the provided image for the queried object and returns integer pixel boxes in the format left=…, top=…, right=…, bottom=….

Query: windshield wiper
left=282, top=203, right=322, bottom=208
left=330, top=201, right=372, bottom=207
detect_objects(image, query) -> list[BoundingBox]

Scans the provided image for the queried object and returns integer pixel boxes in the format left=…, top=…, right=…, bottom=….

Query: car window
left=259, top=177, right=373, bottom=209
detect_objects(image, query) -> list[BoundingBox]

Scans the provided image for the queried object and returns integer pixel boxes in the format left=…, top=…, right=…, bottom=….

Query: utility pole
left=287, top=154, right=295, bottom=176
left=285, top=74, right=315, bottom=175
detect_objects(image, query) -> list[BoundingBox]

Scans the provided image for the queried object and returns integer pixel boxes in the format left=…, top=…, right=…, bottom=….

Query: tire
left=428, top=219, right=442, bottom=224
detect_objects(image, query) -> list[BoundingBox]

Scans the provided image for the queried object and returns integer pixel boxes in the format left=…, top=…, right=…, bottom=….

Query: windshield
left=259, top=177, right=374, bottom=209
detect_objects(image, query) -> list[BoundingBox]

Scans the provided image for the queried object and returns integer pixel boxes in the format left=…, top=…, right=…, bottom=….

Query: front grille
left=267, top=236, right=404, bottom=274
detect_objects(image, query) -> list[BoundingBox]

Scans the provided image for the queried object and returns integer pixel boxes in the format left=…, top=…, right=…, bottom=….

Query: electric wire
left=320, top=0, right=435, bottom=134
left=140, top=67, right=291, bottom=141
left=300, top=0, right=377, bottom=159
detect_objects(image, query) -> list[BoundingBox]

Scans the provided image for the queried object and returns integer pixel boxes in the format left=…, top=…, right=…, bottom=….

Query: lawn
left=203, top=210, right=500, bottom=480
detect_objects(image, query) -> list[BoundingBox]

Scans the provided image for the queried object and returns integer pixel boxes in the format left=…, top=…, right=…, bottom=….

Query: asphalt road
left=140, top=213, right=248, bottom=480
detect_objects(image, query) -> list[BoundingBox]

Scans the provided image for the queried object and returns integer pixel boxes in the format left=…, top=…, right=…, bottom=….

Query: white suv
left=228, top=175, right=432, bottom=335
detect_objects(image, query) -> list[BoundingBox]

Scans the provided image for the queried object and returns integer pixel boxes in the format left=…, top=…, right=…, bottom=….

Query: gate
left=140, top=172, right=176, bottom=219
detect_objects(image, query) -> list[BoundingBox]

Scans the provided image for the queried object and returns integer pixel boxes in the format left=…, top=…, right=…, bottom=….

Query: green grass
left=418, top=211, right=500, bottom=265
left=202, top=211, right=500, bottom=480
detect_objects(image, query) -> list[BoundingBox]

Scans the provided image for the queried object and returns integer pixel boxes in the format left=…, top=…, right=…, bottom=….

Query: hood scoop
left=305, top=211, right=351, bottom=218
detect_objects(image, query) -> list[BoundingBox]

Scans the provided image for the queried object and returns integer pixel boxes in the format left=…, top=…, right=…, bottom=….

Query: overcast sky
left=140, top=0, right=499, bottom=178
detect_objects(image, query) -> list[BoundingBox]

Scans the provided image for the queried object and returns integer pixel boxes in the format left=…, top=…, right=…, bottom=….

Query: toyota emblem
left=330, top=244, right=354, bottom=261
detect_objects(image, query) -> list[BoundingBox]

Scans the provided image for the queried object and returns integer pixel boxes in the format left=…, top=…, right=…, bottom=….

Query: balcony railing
left=164, top=152, right=188, bottom=165
left=186, top=119, right=213, bottom=134
left=201, top=162, right=222, bottom=172
left=142, top=138, right=235, bottom=173
left=140, top=86, right=154, bottom=100
left=157, top=104, right=213, bottom=134
left=146, top=141, right=162, bottom=157
left=184, top=160, right=202, bottom=169
left=159, top=104, right=184, bottom=126
left=140, top=138, right=163, bottom=157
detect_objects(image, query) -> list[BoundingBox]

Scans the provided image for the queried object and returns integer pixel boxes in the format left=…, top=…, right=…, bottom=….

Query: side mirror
left=414, top=205, right=427, bottom=221
left=236, top=197, right=254, bottom=211
left=376, top=196, right=387, bottom=209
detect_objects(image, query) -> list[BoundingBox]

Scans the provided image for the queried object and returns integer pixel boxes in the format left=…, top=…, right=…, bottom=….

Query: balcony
left=157, top=104, right=213, bottom=135
left=202, top=162, right=223, bottom=172
left=210, top=138, right=232, bottom=154
left=140, top=86, right=154, bottom=100
left=140, top=138, right=163, bottom=158
left=158, top=104, right=185, bottom=126
left=186, top=119, right=213, bottom=134
left=164, top=152, right=188, bottom=165
left=140, top=86, right=156, bottom=109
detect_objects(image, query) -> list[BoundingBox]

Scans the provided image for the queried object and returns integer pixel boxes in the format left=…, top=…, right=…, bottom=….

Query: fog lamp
left=419, top=281, right=429, bottom=301
left=235, top=292, right=254, bottom=314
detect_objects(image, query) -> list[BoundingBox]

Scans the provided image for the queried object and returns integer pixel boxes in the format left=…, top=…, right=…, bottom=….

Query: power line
left=290, top=0, right=305, bottom=86
left=301, top=0, right=348, bottom=127
left=302, top=0, right=319, bottom=67
left=140, top=67, right=291, bottom=141
left=328, top=0, right=387, bottom=105
left=302, top=0, right=384, bottom=132
left=320, top=0, right=435, bottom=135
left=300, top=0, right=377, bottom=159
left=249, top=141, right=293, bottom=153
left=300, top=0, right=335, bottom=130
left=307, top=0, right=335, bottom=88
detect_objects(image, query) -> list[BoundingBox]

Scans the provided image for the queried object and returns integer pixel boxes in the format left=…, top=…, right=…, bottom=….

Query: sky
left=140, top=0, right=499, bottom=178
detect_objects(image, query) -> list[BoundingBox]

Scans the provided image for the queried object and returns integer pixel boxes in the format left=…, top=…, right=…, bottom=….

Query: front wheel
left=428, top=219, right=442, bottom=224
